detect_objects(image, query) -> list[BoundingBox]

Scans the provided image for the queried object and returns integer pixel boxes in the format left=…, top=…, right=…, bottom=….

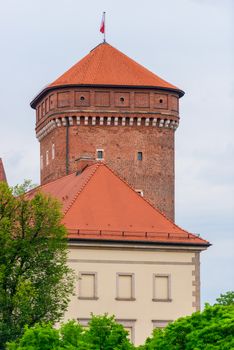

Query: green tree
left=6, top=315, right=134, bottom=350
left=216, top=291, right=234, bottom=306
left=84, top=314, right=134, bottom=350
left=139, top=303, right=234, bottom=350
left=0, top=181, right=74, bottom=349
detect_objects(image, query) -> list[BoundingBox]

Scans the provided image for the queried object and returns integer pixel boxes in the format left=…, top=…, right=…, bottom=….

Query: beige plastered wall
left=63, top=242, right=204, bottom=346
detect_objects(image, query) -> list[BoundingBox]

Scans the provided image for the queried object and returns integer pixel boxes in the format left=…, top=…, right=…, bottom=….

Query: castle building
left=29, top=42, right=210, bottom=345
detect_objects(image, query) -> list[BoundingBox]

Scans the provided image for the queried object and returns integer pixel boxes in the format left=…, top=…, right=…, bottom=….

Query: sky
left=0, top=0, right=233, bottom=306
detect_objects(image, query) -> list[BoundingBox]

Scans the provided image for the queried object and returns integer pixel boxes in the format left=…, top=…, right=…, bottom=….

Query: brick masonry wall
left=36, top=86, right=180, bottom=221
left=40, top=124, right=175, bottom=220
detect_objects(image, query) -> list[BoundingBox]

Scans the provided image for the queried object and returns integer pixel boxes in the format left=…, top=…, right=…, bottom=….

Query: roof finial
left=100, top=12, right=106, bottom=43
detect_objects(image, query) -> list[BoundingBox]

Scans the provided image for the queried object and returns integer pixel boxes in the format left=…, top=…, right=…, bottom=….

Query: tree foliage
left=215, top=291, right=234, bottom=306
left=139, top=303, right=234, bottom=350
left=0, top=181, right=74, bottom=349
left=7, top=315, right=134, bottom=350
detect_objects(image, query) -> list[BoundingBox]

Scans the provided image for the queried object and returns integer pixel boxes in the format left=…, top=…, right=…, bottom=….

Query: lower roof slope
left=29, top=163, right=209, bottom=247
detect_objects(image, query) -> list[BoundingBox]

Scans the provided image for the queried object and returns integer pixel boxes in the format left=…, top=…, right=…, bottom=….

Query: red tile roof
left=28, top=163, right=209, bottom=247
left=0, top=158, right=7, bottom=183
left=31, top=42, right=184, bottom=107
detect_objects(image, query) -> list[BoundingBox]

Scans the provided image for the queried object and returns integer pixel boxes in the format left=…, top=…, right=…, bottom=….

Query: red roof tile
left=49, top=43, right=182, bottom=92
left=0, top=158, right=7, bottom=183
left=31, top=43, right=184, bottom=108
left=28, top=163, right=209, bottom=247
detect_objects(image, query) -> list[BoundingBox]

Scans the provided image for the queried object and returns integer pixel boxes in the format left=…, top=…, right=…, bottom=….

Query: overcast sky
left=0, top=0, right=233, bottom=306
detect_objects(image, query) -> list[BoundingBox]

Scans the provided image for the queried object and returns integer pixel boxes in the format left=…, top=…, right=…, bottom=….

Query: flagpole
left=103, top=11, right=106, bottom=43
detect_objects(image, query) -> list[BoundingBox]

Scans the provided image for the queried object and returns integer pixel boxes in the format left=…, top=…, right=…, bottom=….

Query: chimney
left=0, top=158, right=7, bottom=183
left=75, top=155, right=96, bottom=175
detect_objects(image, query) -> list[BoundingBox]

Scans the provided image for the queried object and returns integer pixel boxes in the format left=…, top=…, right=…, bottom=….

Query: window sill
left=115, top=297, right=136, bottom=301
left=78, top=297, right=99, bottom=300
left=152, top=298, right=172, bottom=302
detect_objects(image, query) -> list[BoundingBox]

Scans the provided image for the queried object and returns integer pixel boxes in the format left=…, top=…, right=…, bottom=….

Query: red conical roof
left=27, top=163, right=209, bottom=247
left=50, top=42, right=181, bottom=91
left=0, top=158, right=7, bottom=183
left=31, top=42, right=184, bottom=107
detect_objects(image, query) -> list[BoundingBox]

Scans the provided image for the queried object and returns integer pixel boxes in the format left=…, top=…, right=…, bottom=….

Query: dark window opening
left=80, top=96, right=85, bottom=101
left=120, top=97, right=125, bottom=102
left=97, top=150, right=104, bottom=160
left=159, top=99, right=163, bottom=103
left=137, top=152, right=143, bottom=161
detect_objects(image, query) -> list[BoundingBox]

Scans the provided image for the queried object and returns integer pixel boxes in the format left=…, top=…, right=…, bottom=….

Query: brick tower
left=31, top=42, right=184, bottom=221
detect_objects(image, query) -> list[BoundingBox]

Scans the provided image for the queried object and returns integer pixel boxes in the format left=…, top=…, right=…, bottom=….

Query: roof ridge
left=63, top=162, right=102, bottom=215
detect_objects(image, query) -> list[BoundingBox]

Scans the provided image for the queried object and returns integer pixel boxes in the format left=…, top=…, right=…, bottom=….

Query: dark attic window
left=159, top=99, right=163, bottom=103
left=120, top=97, right=125, bottom=103
left=80, top=96, right=85, bottom=101
left=137, top=152, right=143, bottom=161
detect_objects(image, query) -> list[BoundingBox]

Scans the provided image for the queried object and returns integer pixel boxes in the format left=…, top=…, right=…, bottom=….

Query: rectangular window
left=46, top=150, right=49, bottom=166
left=116, top=273, right=135, bottom=300
left=137, top=151, right=143, bottom=161
left=77, top=318, right=90, bottom=328
left=152, top=320, right=172, bottom=329
left=40, top=155, right=43, bottom=170
left=52, top=144, right=55, bottom=160
left=78, top=272, right=98, bottom=300
left=116, top=319, right=136, bottom=344
left=153, top=274, right=171, bottom=302
left=96, top=149, right=104, bottom=160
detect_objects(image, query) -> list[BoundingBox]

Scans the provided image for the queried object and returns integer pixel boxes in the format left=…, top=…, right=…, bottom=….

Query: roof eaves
left=68, top=237, right=211, bottom=248
left=30, top=84, right=184, bottom=109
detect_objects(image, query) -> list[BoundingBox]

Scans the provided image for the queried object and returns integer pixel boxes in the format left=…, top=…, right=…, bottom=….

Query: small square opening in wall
left=137, top=152, right=143, bottom=161
left=96, top=149, right=104, bottom=160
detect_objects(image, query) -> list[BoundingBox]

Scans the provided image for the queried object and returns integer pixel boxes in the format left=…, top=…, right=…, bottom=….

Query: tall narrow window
left=137, top=152, right=143, bottom=161
left=116, top=273, right=135, bottom=300
left=46, top=150, right=49, bottom=166
left=78, top=272, right=98, bottom=300
left=40, top=155, right=43, bottom=170
left=52, top=144, right=55, bottom=160
left=96, top=149, right=104, bottom=160
left=153, top=274, right=171, bottom=302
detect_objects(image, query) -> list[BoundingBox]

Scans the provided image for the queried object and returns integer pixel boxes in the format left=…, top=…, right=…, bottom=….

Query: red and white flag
left=100, top=12, right=105, bottom=34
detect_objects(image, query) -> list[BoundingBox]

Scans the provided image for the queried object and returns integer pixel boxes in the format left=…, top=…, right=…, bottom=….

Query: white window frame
left=78, top=271, right=98, bottom=300
left=116, top=273, right=135, bottom=301
left=152, top=273, right=172, bottom=302
left=96, top=148, right=104, bottom=161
